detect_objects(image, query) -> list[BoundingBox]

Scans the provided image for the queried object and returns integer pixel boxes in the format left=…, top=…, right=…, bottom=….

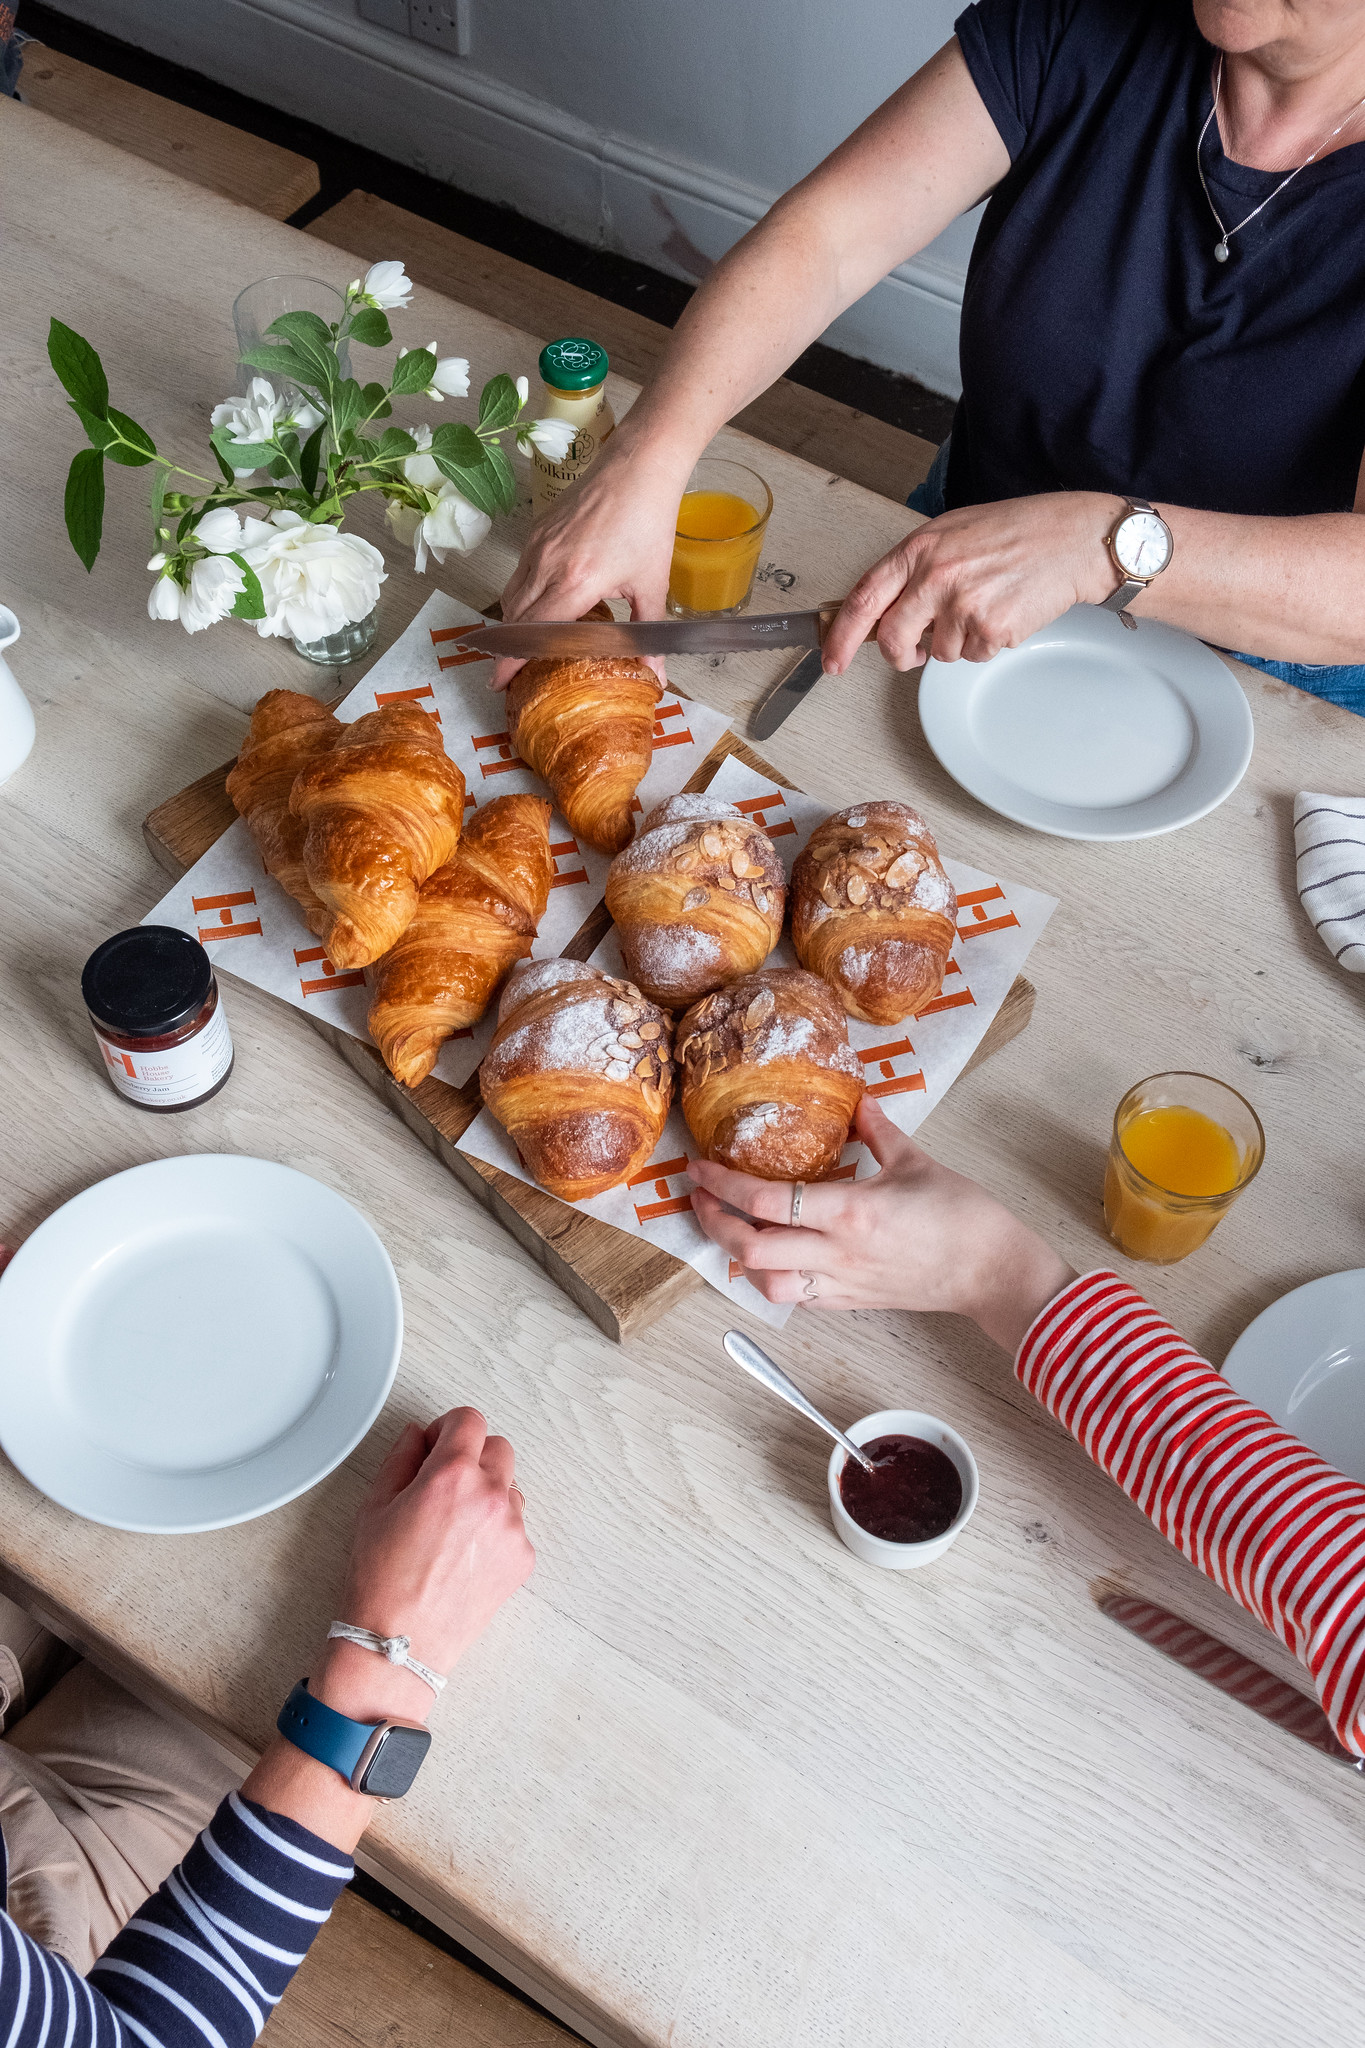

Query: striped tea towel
left=1295, top=793, right=1365, bottom=971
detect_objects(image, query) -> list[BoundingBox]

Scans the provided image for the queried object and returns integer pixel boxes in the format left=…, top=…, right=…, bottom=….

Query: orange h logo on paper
left=472, top=730, right=528, bottom=779
left=430, top=624, right=489, bottom=671
left=293, top=945, right=367, bottom=998
left=193, top=890, right=263, bottom=944
left=375, top=682, right=441, bottom=726
left=549, top=836, right=588, bottom=890
left=733, top=789, right=797, bottom=842
left=627, top=1155, right=695, bottom=1223
left=858, top=1035, right=926, bottom=1100
left=918, top=956, right=977, bottom=1019
left=652, top=700, right=694, bottom=751
left=957, top=885, right=1019, bottom=941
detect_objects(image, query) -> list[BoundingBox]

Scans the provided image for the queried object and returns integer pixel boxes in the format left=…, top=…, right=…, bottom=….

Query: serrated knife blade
left=450, top=610, right=831, bottom=661
left=751, top=646, right=828, bottom=741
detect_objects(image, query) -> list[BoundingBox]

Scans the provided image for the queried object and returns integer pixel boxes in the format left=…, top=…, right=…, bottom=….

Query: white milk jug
left=0, top=607, right=34, bottom=788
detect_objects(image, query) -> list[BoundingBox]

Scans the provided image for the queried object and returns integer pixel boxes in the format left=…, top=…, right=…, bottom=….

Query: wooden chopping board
left=143, top=729, right=1035, bottom=1341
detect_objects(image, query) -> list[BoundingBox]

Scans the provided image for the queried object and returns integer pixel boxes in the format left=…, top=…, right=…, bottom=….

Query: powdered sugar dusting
left=498, top=955, right=602, bottom=1024
left=629, top=922, right=722, bottom=985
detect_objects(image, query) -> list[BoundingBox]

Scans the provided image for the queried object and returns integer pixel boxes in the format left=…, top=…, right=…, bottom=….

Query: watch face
left=358, top=1724, right=432, bottom=1798
left=1114, top=510, right=1171, bottom=579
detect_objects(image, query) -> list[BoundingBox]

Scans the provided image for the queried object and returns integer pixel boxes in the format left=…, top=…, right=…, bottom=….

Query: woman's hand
left=822, top=490, right=1124, bottom=672
left=688, top=1097, right=1074, bottom=1354
left=490, top=429, right=689, bottom=690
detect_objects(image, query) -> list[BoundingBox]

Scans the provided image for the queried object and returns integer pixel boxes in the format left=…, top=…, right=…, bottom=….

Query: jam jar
left=82, top=926, right=234, bottom=1113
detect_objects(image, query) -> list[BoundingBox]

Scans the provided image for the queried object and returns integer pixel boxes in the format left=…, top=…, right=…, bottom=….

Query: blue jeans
left=908, top=436, right=1365, bottom=715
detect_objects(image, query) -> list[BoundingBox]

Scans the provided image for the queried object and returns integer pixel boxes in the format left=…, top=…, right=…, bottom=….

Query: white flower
left=239, top=509, right=386, bottom=641
left=515, top=375, right=529, bottom=407
left=414, top=482, right=491, bottom=571
left=193, top=506, right=245, bottom=554
left=180, top=555, right=246, bottom=634
left=146, top=551, right=168, bottom=572
left=515, top=416, right=577, bottom=463
left=402, top=424, right=443, bottom=491
left=429, top=355, right=470, bottom=398
left=209, top=377, right=324, bottom=474
left=385, top=499, right=423, bottom=549
left=147, top=571, right=184, bottom=623
left=358, top=260, right=413, bottom=310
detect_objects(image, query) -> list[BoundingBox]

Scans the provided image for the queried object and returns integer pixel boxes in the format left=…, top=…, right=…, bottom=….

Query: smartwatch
left=276, top=1680, right=431, bottom=1798
left=1101, top=498, right=1174, bottom=629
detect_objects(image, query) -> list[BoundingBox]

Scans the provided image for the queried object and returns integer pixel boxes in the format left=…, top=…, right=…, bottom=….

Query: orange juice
left=1103, top=1084, right=1262, bottom=1264
left=668, top=477, right=771, bottom=614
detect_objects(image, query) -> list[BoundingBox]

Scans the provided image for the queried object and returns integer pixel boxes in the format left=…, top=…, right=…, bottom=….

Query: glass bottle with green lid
left=531, top=337, right=615, bottom=517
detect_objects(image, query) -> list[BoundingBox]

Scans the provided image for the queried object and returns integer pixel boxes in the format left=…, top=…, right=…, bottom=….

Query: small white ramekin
left=827, top=1409, right=979, bottom=1569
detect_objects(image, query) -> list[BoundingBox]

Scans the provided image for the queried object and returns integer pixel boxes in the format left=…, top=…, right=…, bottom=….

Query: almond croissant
left=289, top=702, right=467, bottom=969
left=791, top=801, right=957, bottom=1025
left=507, top=646, right=659, bottom=858
left=481, top=958, right=673, bottom=1201
left=225, top=689, right=341, bottom=934
left=367, top=794, right=553, bottom=1088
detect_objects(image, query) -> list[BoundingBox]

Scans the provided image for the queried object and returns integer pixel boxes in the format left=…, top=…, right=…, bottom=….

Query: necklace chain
left=1197, top=52, right=1365, bottom=261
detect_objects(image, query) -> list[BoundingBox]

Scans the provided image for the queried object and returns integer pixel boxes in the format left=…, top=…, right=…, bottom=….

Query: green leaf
left=211, top=427, right=273, bottom=473
left=389, top=347, right=435, bottom=398
left=374, top=427, right=417, bottom=459
left=211, top=441, right=236, bottom=486
left=299, top=423, right=324, bottom=496
left=430, top=421, right=484, bottom=468
left=266, top=312, right=338, bottom=392
left=64, top=448, right=106, bottom=571
left=431, top=454, right=501, bottom=519
left=361, top=381, right=392, bottom=421
left=277, top=431, right=302, bottom=473
left=477, top=372, right=521, bottom=434
left=239, top=342, right=321, bottom=391
left=150, top=464, right=168, bottom=540
left=103, top=406, right=157, bottom=467
left=68, top=399, right=116, bottom=451
left=481, top=437, right=518, bottom=515
left=332, top=377, right=364, bottom=440
left=48, top=319, right=109, bottom=419
left=349, top=307, right=392, bottom=348
left=268, top=455, right=290, bottom=479
left=347, top=436, right=379, bottom=468
left=227, top=553, right=267, bottom=621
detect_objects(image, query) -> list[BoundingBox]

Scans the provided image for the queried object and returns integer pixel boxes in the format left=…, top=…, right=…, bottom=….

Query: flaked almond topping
left=820, top=872, right=842, bottom=910
left=605, top=1060, right=632, bottom=1082
left=657, top=1043, right=672, bottom=1064
left=634, top=1054, right=654, bottom=1077
left=611, top=998, right=637, bottom=1022
left=695, top=1057, right=711, bottom=1086
left=674, top=849, right=698, bottom=872
left=745, top=989, right=777, bottom=1030
left=641, top=1081, right=663, bottom=1116
left=849, top=845, right=882, bottom=870
left=846, top=871, right=870, bottom=905
left=682, top=886, right=710, bottom=911
left=731, top=850, right=764, bottom=878
left=884, top=851, right=923, bottom=889
left=619, top=1028, right=643, bottom=1049
left=701, top=829, right=726, bottom=858
left=638, top=1020, right=662, bottom=1040
left=717, top=875, right=737, bottom=892
left=753, top=888, right=770, bottom=915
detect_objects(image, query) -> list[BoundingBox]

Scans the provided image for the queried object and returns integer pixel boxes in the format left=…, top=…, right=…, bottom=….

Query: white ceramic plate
left=1224, top=1271, right=1365, bottom=1485
left=918, top=604, right=1254, bottom=840
left=0, top=1156, right=401, bottom=1532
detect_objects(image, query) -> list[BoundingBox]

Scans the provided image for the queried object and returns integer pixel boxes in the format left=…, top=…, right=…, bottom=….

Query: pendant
left=1214, top=239, right=1230, bottom=262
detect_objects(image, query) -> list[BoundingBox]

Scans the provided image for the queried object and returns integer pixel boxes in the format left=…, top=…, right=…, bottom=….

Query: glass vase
left=292, top=606, right=380, bottom=667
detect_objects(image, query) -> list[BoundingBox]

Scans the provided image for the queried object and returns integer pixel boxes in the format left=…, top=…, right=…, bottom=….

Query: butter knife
left=751, top=646, right=828, bottom=741
left=1098, top=1592, right=1364, bottom=1769
left=451, top=601, right=874, bottom=662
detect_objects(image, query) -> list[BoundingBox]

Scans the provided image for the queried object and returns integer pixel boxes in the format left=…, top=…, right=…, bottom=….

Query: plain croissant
left=507, top=615, right=659, bottom=856
left=225, top=689, right=342, bottom=934
left=367, top=794, right=553, bottom=1087
left=481, top=958, right=673, bottom=1200
left=791, top=801, right=957, bottom=1024
left=676, top=967, right=864, bottom=1180
left=605, top=793, right=786, bottom=1007
left=289, top=702, right=467, bottom=969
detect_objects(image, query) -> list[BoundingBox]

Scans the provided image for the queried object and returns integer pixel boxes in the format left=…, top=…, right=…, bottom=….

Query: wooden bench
left=18, top=44, right=320, bottom=221
left=261, top=1889, right=578, bottom=2048
left=306, top=191, right=937, bottom=503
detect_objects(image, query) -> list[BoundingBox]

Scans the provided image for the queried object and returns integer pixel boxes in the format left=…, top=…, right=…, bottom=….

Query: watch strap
left=277, top=1679, right=376, bottom=1785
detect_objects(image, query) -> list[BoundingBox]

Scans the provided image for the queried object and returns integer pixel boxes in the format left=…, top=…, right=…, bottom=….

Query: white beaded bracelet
left=327, top=1621, right=447, bottom=1697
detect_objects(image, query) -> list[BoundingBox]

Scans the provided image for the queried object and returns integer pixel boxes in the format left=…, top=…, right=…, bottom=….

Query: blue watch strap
left=277, top=1679, right=377, bottom=1785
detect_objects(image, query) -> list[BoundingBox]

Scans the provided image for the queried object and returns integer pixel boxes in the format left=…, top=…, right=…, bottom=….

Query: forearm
left=1017, top=1271, right=1365, bottom=1752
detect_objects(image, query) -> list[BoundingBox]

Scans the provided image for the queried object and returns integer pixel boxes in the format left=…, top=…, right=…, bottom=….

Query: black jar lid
left=82, top=926, right=213, bottom=1037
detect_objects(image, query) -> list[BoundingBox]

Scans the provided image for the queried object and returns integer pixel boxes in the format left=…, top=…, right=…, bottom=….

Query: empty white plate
left=1224, top=1271, right=1365, bottom=1485
left=0, top=1156, right=401, bottom=1532
left=918, top=604, right=1254, bottom=839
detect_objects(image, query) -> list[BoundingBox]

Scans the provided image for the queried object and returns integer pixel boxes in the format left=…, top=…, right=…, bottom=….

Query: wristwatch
left=276, top=1680, right=432, bottom=1798
left=1100, top=498, right=1174, bottom=629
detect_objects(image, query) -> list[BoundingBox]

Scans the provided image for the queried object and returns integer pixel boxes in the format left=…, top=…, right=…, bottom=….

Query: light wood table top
left=5, top=104, right=1365, bottom=2048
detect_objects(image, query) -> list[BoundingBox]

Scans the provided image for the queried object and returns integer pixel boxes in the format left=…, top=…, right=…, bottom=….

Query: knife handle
left=817, top=599, right=878, bottom=645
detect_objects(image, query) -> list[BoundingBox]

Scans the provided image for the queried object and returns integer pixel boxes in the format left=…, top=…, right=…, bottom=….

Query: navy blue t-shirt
left=949, top=0, right=1365, bottom=517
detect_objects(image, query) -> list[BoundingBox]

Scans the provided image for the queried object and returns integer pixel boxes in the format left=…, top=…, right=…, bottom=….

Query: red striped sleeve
left=1017, top=1270, right=1365, bottom=1754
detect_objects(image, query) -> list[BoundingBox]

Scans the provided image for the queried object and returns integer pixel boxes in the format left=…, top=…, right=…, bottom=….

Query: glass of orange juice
left=667, top=457, right=773, bottom=617
left=1103, top=1072, right=1265, bottom=1264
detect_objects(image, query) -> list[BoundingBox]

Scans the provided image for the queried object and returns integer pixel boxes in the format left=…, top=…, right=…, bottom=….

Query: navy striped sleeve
left=0, top=1794, right=352, bottom=2048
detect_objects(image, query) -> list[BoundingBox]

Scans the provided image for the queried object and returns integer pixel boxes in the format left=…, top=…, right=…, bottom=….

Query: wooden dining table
left=6, top=101, right=1365, bottom=2048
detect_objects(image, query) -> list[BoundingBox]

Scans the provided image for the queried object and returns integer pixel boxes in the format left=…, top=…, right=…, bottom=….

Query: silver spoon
left=723, top=1330, right=877, bottom=1475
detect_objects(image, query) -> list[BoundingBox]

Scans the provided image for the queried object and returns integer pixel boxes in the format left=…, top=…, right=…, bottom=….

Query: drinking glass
left=232, top=275, right=350, bottom=399
left=1103, top=1071, right=1265, bottom=1264
left=666, top=456, right=773, bottom=618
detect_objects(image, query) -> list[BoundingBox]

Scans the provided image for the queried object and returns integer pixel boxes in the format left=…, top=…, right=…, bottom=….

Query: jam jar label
left=92, top=1000, right=233, bottom=1108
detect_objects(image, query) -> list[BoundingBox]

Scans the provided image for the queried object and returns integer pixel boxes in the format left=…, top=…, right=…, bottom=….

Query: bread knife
left=750, top=646, right=828, bottom=741
left=450, top=601, right=876, bottom=662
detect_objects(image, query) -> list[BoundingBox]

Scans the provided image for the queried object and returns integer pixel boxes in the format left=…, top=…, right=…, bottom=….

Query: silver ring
left=790, top=1182, right=806, bottom=1228
left=800, top=1269, right=818, bottom=1302
left=509, top=1485, right=527, bottom=1513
